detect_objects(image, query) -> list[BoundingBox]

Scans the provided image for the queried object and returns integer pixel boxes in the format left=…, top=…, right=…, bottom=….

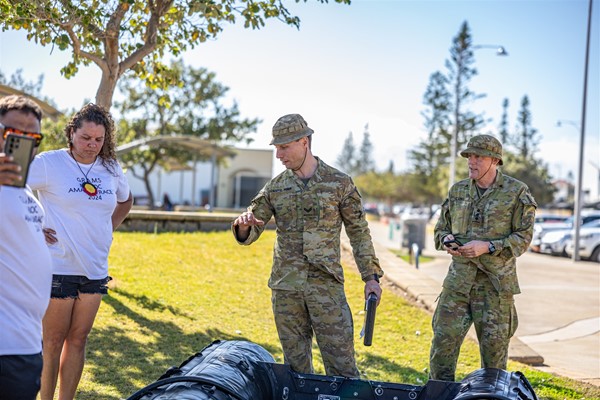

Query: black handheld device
left=2, top=134, right=36, bottom=188
left=444, top=238, right=463, bottom=251
left=362, top=293, right=378, bottom=346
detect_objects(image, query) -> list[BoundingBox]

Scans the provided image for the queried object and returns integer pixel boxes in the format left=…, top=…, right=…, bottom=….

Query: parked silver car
left=565, top=219, right=600, bottom=262
left=540, top=219, right=600, bottom=257
left=531, top=211, right=600, bottom=253
left=539, top=228, right=572, bottom=256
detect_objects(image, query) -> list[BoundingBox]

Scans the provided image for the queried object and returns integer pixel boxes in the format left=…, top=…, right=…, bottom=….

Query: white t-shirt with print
left=0, top=185, right=52, bottom=355
left=29, top=149, right=130, bottom=279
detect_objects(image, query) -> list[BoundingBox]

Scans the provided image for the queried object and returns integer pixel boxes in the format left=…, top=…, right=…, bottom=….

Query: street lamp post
left=473, top=45, right=509, bottom=56
left=557, top=119, right=585, bottom=262
left=448, top=44, right=508, bottom=190
left=572, top=0, right=594, bottom=262
left=554, top=0, right=594, bottom=262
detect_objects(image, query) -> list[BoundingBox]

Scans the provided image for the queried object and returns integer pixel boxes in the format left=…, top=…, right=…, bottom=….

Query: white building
left=125, top=147, right=273, bottom=210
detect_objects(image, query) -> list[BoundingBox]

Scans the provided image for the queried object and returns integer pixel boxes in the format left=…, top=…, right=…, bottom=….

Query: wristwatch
left=370, top=274, right=380, bottom=283
left=488, top=242, right=496, bottom=254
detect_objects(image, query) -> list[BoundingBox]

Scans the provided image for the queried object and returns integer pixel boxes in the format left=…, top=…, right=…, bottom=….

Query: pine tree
left=499, top=98, right=510, bottom=144
left=446, top=21, right=486, bottom=186
left=407, top=71, right=451, bottom=204
left=513, top=95, right=539, bottom=161
left=336, top=131, right=357, bottom=174
left=356, top=124, right=375, bottom=174
left=501, top=95, right=555, bottom=205
left=410, top=71, right=451, bottom=175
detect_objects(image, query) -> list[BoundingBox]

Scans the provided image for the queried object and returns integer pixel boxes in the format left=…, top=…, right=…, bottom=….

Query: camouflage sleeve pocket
left=518, top=191, right=537, bottom=230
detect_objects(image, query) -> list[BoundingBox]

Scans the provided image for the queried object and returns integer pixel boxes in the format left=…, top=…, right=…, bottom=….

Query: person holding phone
left=430, top=134, right=537, bottom=381
left=0, top=95, right=52, bottom=400
left=27, top=103, right=133, bottom=400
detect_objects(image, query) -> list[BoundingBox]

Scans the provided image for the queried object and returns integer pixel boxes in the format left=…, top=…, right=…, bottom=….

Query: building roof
left=0, top=84, right=62, bottom=120
left=116, top=135, right=237, bottom=159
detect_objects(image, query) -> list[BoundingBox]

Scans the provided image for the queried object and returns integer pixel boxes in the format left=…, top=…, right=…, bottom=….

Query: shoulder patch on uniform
left=519, top=191, right=538, bottom=208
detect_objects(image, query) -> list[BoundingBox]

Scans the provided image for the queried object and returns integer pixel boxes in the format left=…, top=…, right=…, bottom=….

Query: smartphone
left=3, top=134, right=36, bottom=188
left=444, top=238, right=463, bottom=250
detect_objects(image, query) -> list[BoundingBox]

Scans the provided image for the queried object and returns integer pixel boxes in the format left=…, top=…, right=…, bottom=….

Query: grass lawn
left=68, top=231, right=599, bottom=400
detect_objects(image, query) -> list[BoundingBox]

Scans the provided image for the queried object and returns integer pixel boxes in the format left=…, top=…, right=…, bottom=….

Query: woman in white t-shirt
left=28, top=103, right=133, bottom=400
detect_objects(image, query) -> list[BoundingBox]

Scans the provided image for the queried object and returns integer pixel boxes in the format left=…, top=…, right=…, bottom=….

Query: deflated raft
left=126, top=340, right=538, bottom=400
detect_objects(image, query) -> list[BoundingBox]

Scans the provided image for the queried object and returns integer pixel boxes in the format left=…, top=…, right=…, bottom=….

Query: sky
left=1, top=0, right=599, bottom=200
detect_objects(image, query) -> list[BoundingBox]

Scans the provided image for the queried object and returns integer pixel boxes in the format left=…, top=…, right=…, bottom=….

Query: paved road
left=365, top=218, right=600, bottom=386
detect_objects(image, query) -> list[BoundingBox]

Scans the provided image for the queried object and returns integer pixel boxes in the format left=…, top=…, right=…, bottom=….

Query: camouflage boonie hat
left=460, top=134, right=503, bottom=165
left=270, top=114, right=314, bottom=145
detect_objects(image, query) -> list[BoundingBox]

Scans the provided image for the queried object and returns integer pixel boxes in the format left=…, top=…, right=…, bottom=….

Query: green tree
left=336, top=131, right=357, bottom=175
left=387, top=160, right=394, bottom=173
left=512, top=95, right=539, bottom=161
left=0, top=0, right=350, bottom=109
left=446, top=21, right=486, bottom=186
left=498, top=98, right=510, bottom=144
left=409, top=71, right=450, bottom=203
left=410, top=21, right=486, bottom=202
left=501, top=95, right=554, bottom=205
left=354, top=170, right=425, bottom=209
left=356, top=124, right=375, bottom=174
left=502, top=154, right=555, bottom=206
left=116, top=61, right=260, bottom=207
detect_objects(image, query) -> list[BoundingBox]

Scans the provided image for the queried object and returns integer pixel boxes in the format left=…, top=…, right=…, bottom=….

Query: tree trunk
left=143, top=167, right=156, bottom=210
left=95, top=71, right=119, bottom=110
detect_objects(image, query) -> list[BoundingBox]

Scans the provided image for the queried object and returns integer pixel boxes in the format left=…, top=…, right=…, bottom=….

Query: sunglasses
left=1, top=125, right=44, bottom=147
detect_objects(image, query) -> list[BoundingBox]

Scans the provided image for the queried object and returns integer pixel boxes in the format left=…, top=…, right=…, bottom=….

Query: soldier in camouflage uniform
left=232, top=114, right=383, bottom=377
left=429, top=134, right=537, bottom=381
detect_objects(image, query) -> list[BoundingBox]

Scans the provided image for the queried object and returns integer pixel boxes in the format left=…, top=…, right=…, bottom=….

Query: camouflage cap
left=460, top=134, right=503, bottom=165
left=270, top=114, right=314, bottom=145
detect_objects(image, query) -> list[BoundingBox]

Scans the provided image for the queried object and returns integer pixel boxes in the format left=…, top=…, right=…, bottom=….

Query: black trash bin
left=400, top=217, right=427, bottom=250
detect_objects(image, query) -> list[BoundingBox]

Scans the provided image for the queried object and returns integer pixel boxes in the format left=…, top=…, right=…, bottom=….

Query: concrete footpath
left=345, top=218, right=600, bottom=387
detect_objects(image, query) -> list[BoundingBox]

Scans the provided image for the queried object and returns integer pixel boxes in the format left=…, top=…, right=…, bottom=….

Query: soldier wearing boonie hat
left=459, top=134, right=504, bottom=165
left=270, top=113, right=314, bottom=145
left=430, top=133, right=537, bottom=381
left=232, top=113, right=383, bottom=378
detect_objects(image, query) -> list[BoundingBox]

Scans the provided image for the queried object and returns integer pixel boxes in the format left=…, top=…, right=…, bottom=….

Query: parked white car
left=540, top=219, right=600, bottom=257
left=565, top=219, right=600, bottom=262
left=539, top=228, right=573, bottom=256
left=531, top=211, right=600, bottom=253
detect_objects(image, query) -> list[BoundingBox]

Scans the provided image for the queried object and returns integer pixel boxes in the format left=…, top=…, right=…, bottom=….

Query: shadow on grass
left=357, top=351, right=427, bottom=385
left=79, top=289, right=280, bottom=400
left=111, top=288, right=193, bottom=319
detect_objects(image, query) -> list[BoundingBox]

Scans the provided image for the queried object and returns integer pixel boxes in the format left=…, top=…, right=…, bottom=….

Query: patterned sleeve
left=434, top=197, right=452, bottom=250
left=340, top=183, right=383, bottom=280
left=500, top=188, right=537, bottom=257
left=232, top=187, right=274, bottom=245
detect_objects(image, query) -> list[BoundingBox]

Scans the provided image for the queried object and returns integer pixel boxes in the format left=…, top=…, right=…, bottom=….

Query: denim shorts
left=50, top=275, right=111, bottom=299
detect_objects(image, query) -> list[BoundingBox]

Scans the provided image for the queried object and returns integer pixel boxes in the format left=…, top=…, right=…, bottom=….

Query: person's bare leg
left=40, top=298, right=75, bottom=400
left=57, top=293, right=102, bottom=400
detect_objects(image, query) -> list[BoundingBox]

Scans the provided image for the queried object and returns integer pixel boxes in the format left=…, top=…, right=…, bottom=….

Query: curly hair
left=65, top=103, right=118, bottom=174
left=0, top=95, right=43, bottom=123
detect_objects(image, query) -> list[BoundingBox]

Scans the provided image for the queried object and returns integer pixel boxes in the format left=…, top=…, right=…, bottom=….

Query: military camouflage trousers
left=271, top=268, right=359, bottom=378
left=429, top=271, right=518, bottom=381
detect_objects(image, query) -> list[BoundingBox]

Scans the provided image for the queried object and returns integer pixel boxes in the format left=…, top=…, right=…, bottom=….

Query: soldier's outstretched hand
left=233, top=211, right=265, bottom=228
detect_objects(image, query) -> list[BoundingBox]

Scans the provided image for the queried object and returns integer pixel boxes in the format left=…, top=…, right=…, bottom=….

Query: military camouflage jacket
left=434, top=171, right=537, bottom=294
left=234, top=158, right=382, bottom=291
